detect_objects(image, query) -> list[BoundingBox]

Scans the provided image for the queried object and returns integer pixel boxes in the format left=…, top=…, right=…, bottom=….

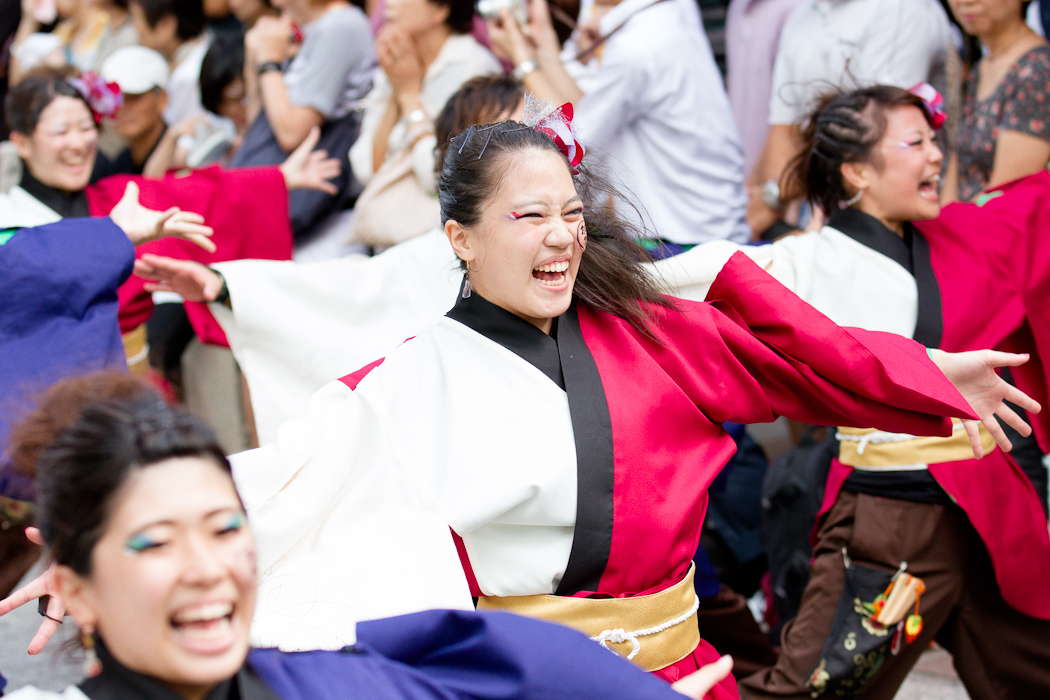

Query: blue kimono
left=54, top=610, right=688, bottom=699
left=0, top=218, right=132, bottom=498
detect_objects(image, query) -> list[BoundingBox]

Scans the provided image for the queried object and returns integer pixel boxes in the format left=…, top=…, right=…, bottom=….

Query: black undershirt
left=18, top=167, right=89, bottom=218
left=826, top=210, right=953, bottom=506
left=79, top=641, right=281, bottom=700
left=445, top=283, right=617, bottom=595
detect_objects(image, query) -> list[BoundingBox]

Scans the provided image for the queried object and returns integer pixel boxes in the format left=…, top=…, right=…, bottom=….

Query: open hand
left=246, top=15, right=293, bottom=63
left=671, top=655, right=733, bottom=699
left=279, top=126, right=340, bottom=193
left=135, top=254, right=224, bottom=302
left=109, top=182, right=216, bottom=252
left=0, top=528, right=63, bottom=655
left=929, top=349, right=1042, bottom=458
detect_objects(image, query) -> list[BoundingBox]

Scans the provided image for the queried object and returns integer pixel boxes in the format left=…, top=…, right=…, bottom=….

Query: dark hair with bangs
left=787, top=85, right=935, bottom=214
left=438, top=121, right=673, bottom=335
left=9, top=373, right=230, bottom=576
left=5, top=68, right=94, bottom=136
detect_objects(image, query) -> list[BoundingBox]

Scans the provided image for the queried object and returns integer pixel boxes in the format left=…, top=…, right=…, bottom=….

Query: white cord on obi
left=835, top=422, right=965, bottom=455
left=590, top=594, right=702, bottom=660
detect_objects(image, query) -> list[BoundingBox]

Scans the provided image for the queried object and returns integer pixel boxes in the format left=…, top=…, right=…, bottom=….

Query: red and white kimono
left=232, top=253, right=974, bottom=698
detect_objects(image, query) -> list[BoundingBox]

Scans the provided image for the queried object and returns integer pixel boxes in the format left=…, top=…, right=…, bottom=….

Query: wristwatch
left=256, top=61, right=282, bottom=76
left=512, top=59, right=539, bottom=81
left=761, top=178, right=783, bottom=210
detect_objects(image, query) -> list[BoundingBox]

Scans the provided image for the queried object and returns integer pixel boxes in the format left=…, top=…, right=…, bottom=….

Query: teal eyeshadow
left=125, top=533, right=156, bottom=552
left=224, top=512, right=246, bottom=530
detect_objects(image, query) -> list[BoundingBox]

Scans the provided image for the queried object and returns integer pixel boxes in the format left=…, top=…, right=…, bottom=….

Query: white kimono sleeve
left=231, top=379, right=473, bottom=652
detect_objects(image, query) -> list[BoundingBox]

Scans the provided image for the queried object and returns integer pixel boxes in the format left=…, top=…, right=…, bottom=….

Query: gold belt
left=837, top=419, right=994, bottom=470
left=121, top=324, right=150, bottom=377
left=476, top=564, right=700, bottom=671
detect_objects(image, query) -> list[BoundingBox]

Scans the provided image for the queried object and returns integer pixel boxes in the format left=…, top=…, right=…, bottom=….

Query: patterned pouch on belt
left=804, top=549, right=912, bottom=698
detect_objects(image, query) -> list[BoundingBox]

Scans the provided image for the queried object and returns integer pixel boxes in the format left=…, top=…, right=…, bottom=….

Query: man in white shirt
left=746, top=0, right=951, bottom=238
left=130, top=0, right=213, bottom=126
left=488, top=0, right=750, bottom=246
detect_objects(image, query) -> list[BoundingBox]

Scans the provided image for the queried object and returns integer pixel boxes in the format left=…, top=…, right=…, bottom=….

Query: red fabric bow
left=534, top=102, right=585, bottom=172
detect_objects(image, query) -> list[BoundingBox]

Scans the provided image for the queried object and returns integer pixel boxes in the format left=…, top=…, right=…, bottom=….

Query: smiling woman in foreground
left=2, top=372, right=733, bottom=700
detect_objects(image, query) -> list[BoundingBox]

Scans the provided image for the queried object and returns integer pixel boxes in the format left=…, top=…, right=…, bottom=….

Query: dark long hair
left=9, top=373, right=229, bottom=576
left=438, top=121, right=672, bottom=334
left=787, top=85, right=934, bottom=215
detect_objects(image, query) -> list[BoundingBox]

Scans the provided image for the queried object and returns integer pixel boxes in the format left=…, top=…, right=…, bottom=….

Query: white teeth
left=172, top=602, right=233, bottom=624
left=174, top=616, right=232, bottom=641
left=534, top=261, right=569, bottom=273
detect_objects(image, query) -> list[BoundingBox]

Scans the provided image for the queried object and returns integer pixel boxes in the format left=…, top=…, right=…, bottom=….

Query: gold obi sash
left=837, top=419, right=995, bottom=470
left=121, top=324, right=150, bottom=377
left=476, top=564, right=700, bottom=671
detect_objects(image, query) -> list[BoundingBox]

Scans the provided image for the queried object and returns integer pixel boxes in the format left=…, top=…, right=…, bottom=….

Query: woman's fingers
left=671, top=655, right=733, bottom=699
left=28, top=595, right=64, bottom=654
left=25, top=526, right=44, bottom=546
left=0, top=575, right=47, bottom=615
left=981, top=414, right=1011, bottom=453
left=142, top=282, right=174, bottom=293
left=1002, top=382, right=1042, bottom=415
left=995, top=403, right=1032, bottom=438
left=962, top=419, right=985, bottom=460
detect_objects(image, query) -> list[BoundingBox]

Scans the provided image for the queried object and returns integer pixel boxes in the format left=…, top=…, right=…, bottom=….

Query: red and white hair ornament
left=908, top=82, right=945, bottom=131
left=523, top=94, right=585, bottom=172
left=68, top=72, right=123, bottom=124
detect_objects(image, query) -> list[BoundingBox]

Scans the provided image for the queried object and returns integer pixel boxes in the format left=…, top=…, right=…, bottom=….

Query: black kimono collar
left=19, top=166, right=90, bottom=219
left=446, top=281, right=565, bottom=390
left=826, top=208, right=943, bottom=349
left=79, top=641, right=281, bottom=700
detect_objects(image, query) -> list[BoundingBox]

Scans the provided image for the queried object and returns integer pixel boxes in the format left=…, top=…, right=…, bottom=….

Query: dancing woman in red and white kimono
left=13, top=107, right=1039, bottom=699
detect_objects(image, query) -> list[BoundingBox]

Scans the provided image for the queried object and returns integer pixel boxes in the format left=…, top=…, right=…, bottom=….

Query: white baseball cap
left=100, top=46, right=170, bottom=95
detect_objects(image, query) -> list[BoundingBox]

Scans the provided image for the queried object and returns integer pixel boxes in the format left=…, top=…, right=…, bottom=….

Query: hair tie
left=523, top=94, right=585, bottom=173
left=908, top=83, right=946, bottom=130
left=67, top=72, right=123, bottom=124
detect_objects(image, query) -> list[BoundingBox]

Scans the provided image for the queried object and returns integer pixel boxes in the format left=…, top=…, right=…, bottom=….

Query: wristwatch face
left=762, top=179, right=781, bottom=210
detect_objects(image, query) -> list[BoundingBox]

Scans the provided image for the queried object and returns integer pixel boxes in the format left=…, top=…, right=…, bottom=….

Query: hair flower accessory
left=68, top=72, right=123, bottom=123
left=908, top=82, right=946, bottom=130
left=523, top=94, right=585, bottom=172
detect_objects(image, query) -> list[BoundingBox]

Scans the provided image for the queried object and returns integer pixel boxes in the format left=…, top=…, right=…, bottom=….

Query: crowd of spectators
left=2, top=0, right=1050, bottom=697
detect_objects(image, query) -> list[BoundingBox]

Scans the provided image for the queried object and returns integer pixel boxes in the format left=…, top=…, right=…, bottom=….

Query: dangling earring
left=841, top=188, right=864, bottom=209
left=82, top=626, right=101, bottom=678
left=462, top=259, right=478, bottom=299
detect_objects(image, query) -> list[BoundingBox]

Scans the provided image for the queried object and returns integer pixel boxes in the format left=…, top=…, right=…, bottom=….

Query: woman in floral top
left=944, top=0, right=1050, bottom=203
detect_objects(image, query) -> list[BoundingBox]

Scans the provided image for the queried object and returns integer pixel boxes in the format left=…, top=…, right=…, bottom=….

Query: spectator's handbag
left=805, top=549, right=925, bottom=698
left=347, top=144, right=441, bottom=249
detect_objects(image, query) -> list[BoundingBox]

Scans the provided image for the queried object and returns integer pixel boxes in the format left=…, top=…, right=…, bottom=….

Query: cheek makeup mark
left=576, top=220, right=587, bottom=251
left=125, top=533, right=158, bottom=554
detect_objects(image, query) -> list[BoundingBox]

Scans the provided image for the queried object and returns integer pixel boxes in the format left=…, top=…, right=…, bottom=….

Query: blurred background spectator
left=129, top=0, right=210, bottom=125
left=745, top=0, right=951, bottom=239
left=347, top=0, right=499, bottom=248
left=230, top=0, right=373, bottom=237
left=91, top=44, right=170, bottom=178
left=10, top=0, right=138, bottom=84
left=943, top=0, right=1050, bottom=203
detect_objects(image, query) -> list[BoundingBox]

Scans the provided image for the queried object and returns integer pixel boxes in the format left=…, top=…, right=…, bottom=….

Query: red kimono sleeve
left=648, top=252, right=976, bottom=432
left=86, top=166, right=293, bottom=346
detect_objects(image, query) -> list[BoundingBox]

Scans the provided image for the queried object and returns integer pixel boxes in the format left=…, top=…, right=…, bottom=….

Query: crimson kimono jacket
left=233, top=253, right=974, bottom=699
left=818, top=172, right=1050, bottom=622
left=85, top=165, right=294, bottom=346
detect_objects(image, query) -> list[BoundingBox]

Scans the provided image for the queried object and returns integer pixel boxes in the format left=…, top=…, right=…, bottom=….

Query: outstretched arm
left=134, top=254, right=225, bottom=303
left=108, top=182, right=215, bottom=252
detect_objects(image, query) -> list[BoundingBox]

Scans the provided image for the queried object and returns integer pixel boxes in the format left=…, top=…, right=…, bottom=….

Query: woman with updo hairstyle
left=653, top=84, right=1050, bottom=699
left=0, top=371, right=736, bottom=699
left=125, top=101, right=1038, bottom=699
